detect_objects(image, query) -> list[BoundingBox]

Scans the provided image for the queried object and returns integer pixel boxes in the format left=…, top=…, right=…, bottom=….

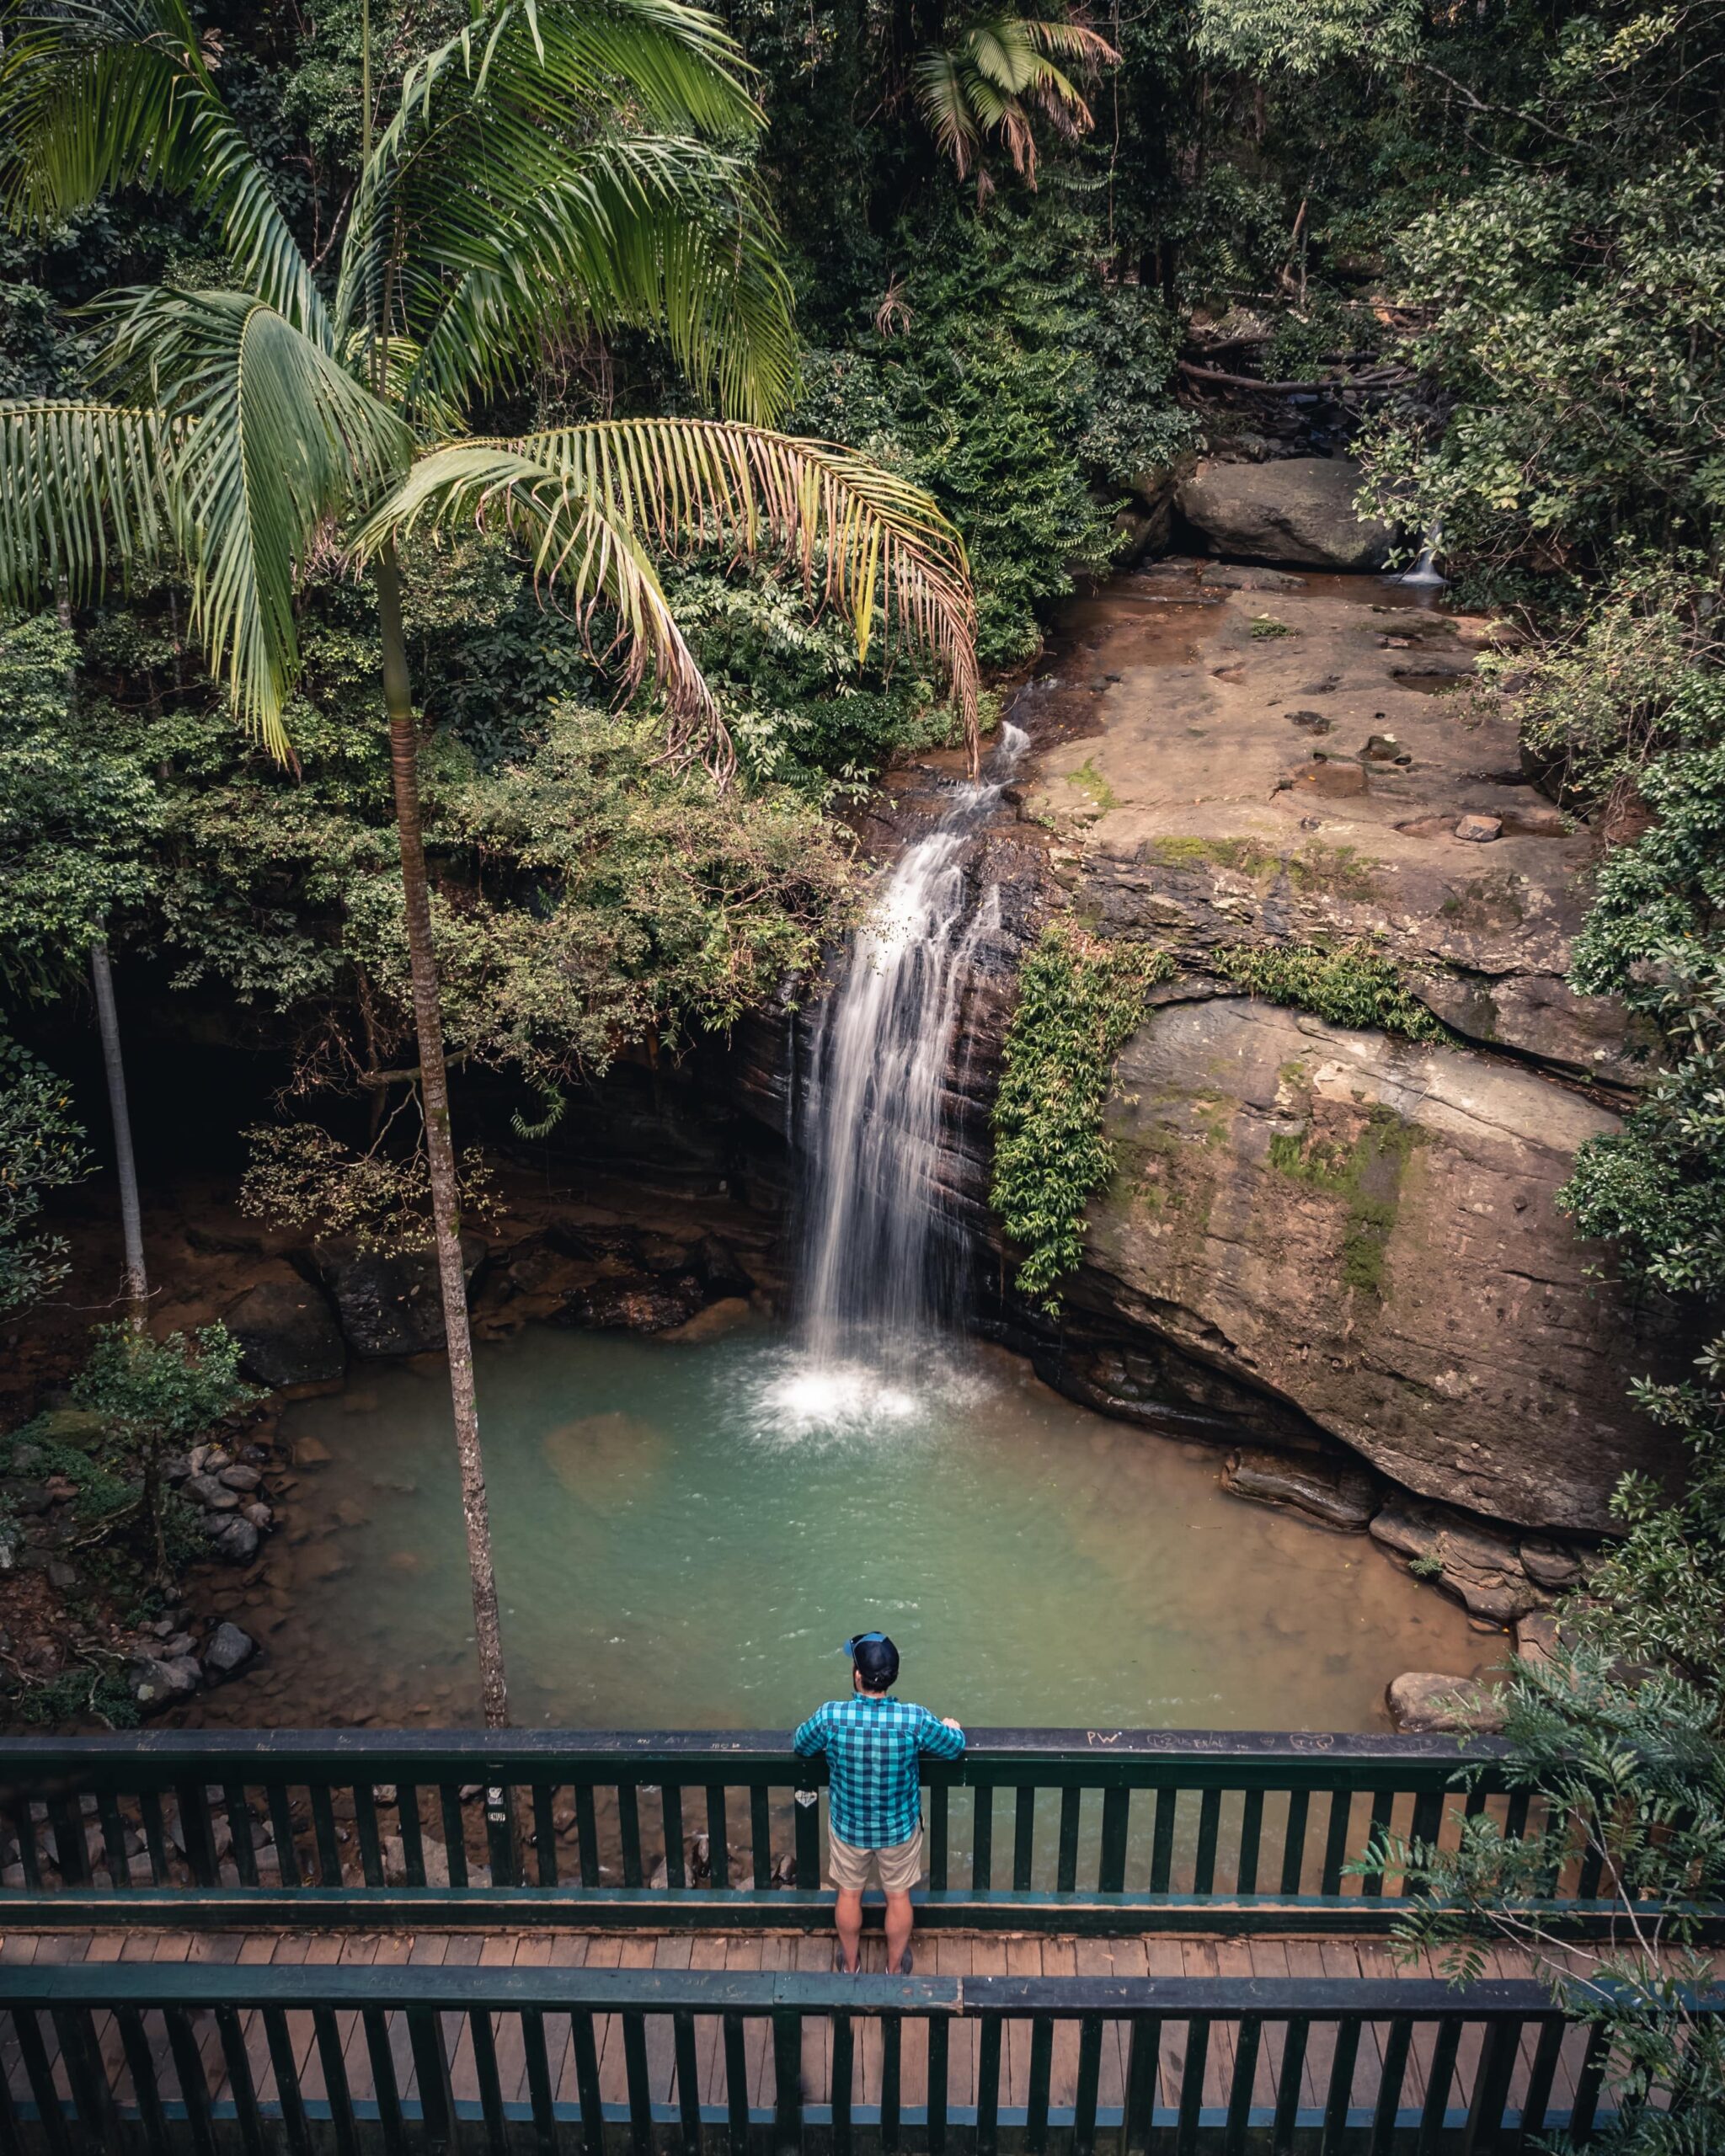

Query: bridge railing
left=0, top=1959, right=1696, bottom=2153
left=0, top=1729, right=1620, bottom=1934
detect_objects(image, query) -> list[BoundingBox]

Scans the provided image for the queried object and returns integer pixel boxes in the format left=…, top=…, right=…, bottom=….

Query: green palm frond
left=355, top=418, right=980, bottom=776
left=368, top=139, right=797, bottom=427
left=0, top=0, right=329, bottom=341
left=913, top=12, right=1117, bottom=187
left=97, top=286, right=413, bottom=758
left=335, top=0, right=762, bottom=355
left=0, top=398, right=174, bottom=606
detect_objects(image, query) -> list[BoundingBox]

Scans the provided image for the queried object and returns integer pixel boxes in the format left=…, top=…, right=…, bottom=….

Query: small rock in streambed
left=1386, top=1672, right=1505, bottom=1735
left=203, top=1516, right=260, bottom=1565
left=129, top=1653, right=202, bottom=1710
left=203, top=1623, right=258, bottom=1679
left=1455, top=813, right=1503, bottom=843
left=218, top=1464, right=261, bottom=1492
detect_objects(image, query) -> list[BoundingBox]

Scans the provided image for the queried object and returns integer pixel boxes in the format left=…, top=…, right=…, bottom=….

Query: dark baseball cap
left=840, top=1631, right=900, bottom=1687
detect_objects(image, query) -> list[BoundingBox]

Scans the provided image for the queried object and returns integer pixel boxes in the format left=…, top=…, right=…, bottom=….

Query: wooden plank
left=1141, top=1935, right=1186, bottom=2114
left=1003, top=1933, right=1044, bottom=2113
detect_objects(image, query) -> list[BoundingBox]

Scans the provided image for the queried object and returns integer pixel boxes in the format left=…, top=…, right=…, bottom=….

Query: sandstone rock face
left=313, top=1236, right=488, bottom=1358
left=1177, top=457, right=1395, bottom=571
left=1077, top=997, right=1684, bottom=1532
left=224, top=1274, right=346, bottom=1387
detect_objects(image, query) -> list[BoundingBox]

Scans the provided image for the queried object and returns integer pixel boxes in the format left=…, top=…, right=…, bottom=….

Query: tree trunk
left=375, top=544, right=511, bottom=1729
left=88, top=937, right=147, bottom=1333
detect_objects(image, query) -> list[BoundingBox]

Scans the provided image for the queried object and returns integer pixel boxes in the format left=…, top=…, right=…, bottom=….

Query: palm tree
left=0, top=0, right=980, bottom=1728
left=912, top=11, right=1118, bottom=197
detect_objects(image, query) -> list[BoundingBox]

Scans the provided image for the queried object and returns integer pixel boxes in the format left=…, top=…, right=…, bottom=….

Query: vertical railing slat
left=723, top=2012, right=750, bottom=2148
left=832, top=2009, right=856, bottom=2156
left=1013, top=1787, right=1036, bottom=1891
left=975, top=2015, right=1003, bottom=2156
left=312, top=2006, right=361, bottom=2156
left=405, top=2004, right=458, bottom=2156
left=1123, top=2014, right=1160, bottom=2156
left=929, top=1784, right=949, bottom=1892
left=1272, top=2014, right=1309, bottom=2156
left=14, top=2008, right=70, bottom=2156
left=1074, top=2013, right=1103, bottom=2156
left=972, top=1785, right=994, bottom=1892
left=363, top=2004, right=409, bottom=2156
left=308, top=1785, right=342, bottom=1887
left=1461, top=2018, right=1520, bottom=2156
left=1369, top=2016, right=1413, bottom=2155
left=163, top=2006, right=218, bottom=2156
left=705, top=1785, right=730, bottom=1891
left=532, top=1785, right=559, bottom=1888
left=216, top=2004, right=268, bottom=2156
left=353, top=1782, right=384, bottom=1889
left=622, top=2009, right=653, bottom=2156
left=1193, top=1790, right=1222, bottom=1896
left=673, top=2007, right=703, bottom=2156
left=441, top=1785, right=471, bottom=1889
left=1099, top=1786, right=1130, bottom=1893
left=1279, top=1787, right=1310, bottom=1897
left=1519, top=2016, right=1567, bottom=2148
left=574, top=1784, right=600, bottom=1888
left=772, top=2009, right=803, bottom=2155
left=1223, top=2014, right=1262, bottom=2156
left=750, top=1786, right=772, bottom=1889
left=521, top=2009, right=559, bottom=2156
left=1320, top=2015, right=1361, bottom=2156
left=1320, top=1789, right=1354, bottom=1897
left=1175, top=2015, right=1210, bottom=2156
left=264, top=2003, right=314, bottom=2156
left=1026, top=2015, right=1053, bottom=2152
left=1056, top=1789, right=1081, bottom=1893
left=572, top=2009, right=606, bottom=2156
left=664, top=1784, right=687, bottom=1889
left=266, top=1783, right=301, bottom=1889
left=1150, top=1788, right=1177, bottom=1894
left=882, top=2014, right=904, bottom=2154
left=928, top=2010, right=951, bottom=2155
left=398, top=1784, right=427, bottom=1887
left=521, top=2009, right=556, bottom=2156
left=1236, top=1789, right=1263, bottom=1897
left=1417, top=2015, right=1463, bottom=2156
left=115, top=2000, right=168, bottom=2156
left=468, top=2007, right=509, bottom=2156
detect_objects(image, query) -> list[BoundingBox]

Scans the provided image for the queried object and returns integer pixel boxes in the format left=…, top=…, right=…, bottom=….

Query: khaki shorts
left=827, top=1825, right=924, bottom=1894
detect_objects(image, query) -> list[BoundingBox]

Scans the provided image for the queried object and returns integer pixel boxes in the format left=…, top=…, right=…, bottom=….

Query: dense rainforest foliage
left=3, top=0, right=1725, bottom=2113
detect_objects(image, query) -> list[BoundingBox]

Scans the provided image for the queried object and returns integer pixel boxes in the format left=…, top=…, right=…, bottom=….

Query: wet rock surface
left=1081, top=996, right=1683, bottom=1532
left=313, top=1235, right=489, bottom=1358
left=1177, top=456, right=1396, bottom=571
left=223, top=1273, right=346, bottom=1387
left=1386, top=1670, right=1505, bottom=1734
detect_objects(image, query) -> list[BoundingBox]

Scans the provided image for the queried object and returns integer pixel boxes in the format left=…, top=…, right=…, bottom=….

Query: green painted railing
left=1, top=1958, right=1705, bottom=2153
left=0, top=1728, right=1625, bottom=1935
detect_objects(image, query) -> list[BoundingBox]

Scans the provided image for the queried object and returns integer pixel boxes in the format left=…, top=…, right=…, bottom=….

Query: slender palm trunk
left=376, top=546, right=510, bottom=1729
left=88, top=936, right=147, bottom=1333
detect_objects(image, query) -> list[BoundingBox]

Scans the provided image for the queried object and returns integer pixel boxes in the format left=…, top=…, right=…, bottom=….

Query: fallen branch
left=1176, top=358, right=1413, bottom=394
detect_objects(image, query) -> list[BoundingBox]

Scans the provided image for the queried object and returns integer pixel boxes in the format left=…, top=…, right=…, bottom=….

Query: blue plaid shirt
left=793, top=1693, right=965, bottom=1848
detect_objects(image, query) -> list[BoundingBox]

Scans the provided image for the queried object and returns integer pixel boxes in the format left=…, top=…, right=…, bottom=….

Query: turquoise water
left=214, top=1318, right=1485, bottom=1732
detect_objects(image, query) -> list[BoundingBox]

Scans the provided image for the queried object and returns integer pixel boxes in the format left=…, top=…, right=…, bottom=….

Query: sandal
left=897, top=1949, right=913, bottom=1976
left=834, top=1948, right=859, bottom=1974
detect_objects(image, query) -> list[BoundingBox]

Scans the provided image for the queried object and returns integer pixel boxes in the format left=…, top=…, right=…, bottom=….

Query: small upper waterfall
left=791, top=723, right=1028, bottom=1396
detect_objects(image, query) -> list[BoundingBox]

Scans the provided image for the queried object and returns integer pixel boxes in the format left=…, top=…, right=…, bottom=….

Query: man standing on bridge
left=794, top=1632, right=965, bottom=1973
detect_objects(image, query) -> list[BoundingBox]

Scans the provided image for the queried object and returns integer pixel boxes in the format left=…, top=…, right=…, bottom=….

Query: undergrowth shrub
left=1214, top=942, right=1446, bottom=1041
left=991, top=924, right=1172, bottom=1312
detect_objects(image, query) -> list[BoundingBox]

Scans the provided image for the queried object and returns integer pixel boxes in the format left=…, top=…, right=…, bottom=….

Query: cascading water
left=771, top=723, right=1027, bottom=1425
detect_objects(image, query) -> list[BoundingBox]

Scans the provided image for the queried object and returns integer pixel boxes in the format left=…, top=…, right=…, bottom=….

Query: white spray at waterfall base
left=754, top=723, right=1028, bottom=1438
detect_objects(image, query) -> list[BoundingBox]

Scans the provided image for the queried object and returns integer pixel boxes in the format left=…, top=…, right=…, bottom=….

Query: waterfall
left=1396, top=523, right=1447, bottom=589
left=787, top=723, right=1028, bottom=1406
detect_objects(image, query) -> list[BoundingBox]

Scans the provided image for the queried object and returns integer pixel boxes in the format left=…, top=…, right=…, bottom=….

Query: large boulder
left=1176, top=456, right=1395, bottom=571
left=1075, top=997, right=1685, bottom=1532
left=1386, top=1672, right=1504, bottom=1735
left=313, top=1236, right=488, bottom=1358
left=224, top=1275, right=346, bottom=1387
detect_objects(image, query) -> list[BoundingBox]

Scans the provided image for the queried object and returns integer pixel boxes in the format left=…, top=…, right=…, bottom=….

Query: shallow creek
left=193, top=1320, right=1486, bottom=1732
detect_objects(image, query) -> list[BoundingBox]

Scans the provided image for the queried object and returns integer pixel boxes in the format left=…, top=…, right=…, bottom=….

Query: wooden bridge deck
left=0, top=1926, right=1658, bottom=2125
